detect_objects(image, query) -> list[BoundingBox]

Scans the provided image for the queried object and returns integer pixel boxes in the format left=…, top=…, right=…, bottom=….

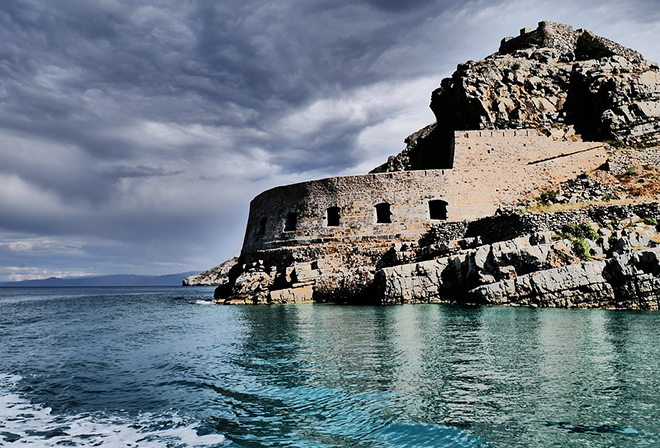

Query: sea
left=1, top=286, right=659, bottom=447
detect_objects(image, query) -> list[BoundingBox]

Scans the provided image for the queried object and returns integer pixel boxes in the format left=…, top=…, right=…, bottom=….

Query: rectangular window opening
left=429, top=200, right=448, bottom=220
left=284, top=212, right=297, bottom=232
left=326, top=206, right=340, bottom=227
left=256, top=217, right=267, bottom=236
left=375, top=203, right=392, bottom=224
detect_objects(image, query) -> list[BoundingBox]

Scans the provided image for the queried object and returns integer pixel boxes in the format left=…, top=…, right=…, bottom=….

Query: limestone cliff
left=372, top=21, right=660, bottom=173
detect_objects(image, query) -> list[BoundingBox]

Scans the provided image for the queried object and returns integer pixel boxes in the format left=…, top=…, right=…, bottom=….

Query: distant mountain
left=0, top=272, right=200, bottom=287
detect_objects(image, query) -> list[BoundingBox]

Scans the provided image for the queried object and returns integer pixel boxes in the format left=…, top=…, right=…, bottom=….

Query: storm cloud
left=0, top=0, right=658, bottom=280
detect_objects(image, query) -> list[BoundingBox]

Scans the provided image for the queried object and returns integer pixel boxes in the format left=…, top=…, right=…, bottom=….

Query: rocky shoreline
left=376, top=205, right=660, bottom=309
left=185, top=200, right=660, bottom=310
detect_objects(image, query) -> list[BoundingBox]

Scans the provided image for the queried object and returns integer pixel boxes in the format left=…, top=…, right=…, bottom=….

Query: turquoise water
left=1, top=287, right=659, bottom=447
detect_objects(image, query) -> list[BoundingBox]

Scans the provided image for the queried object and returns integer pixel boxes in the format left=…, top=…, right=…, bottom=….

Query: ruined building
left=185, top=22, right=660, bottom=305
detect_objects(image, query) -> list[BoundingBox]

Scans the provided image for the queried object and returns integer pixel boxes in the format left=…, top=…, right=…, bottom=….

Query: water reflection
left=203, top=304, right=660, bottom=448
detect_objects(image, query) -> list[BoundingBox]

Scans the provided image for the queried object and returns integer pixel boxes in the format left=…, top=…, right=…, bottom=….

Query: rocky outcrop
left=374, top=234, right=578, bottom=304
left=467, top=248, right=660, bottom=310
left=189, top=201, right=660, bottom=307
left=183, top=253, right=240, bottom=286
left=373, top=218, right=660, bottom=308
left=373, top=21, right=660, bottom=173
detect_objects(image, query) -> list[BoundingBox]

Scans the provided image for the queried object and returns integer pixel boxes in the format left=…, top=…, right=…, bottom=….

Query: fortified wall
left=242, top=129, right=606, bottom=256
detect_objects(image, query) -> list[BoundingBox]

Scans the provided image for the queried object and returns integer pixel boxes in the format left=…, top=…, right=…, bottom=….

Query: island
left=185, top=21, right=660, bottom=309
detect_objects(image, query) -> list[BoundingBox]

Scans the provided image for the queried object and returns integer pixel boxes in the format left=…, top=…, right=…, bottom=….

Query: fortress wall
left=444, top=129, right=608, bottom=219
left=242, top=170, right=453, bottom=253
left=241, top=129, right=609, bottom=256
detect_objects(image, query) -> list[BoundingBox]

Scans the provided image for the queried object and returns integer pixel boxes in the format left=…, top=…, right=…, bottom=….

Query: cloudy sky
left=0, top=0, right=658, bottom=281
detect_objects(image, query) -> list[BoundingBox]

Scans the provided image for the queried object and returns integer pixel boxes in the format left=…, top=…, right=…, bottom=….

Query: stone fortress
left=243, top=129, right=605, bottom=254
left=186, top=21, right=660, bottom=307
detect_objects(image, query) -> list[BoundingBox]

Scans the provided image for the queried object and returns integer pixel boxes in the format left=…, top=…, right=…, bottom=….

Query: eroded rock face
left=374, top=234, right=579, bottom=305
left=373, top=21, right=660, bottom=173
left=189, top=202, right=660, bottom=307
left=467, top=248, right=660, bottom=309
left=183, top=253, right=240, bottom=286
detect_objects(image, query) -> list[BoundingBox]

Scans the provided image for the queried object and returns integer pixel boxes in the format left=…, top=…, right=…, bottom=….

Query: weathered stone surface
left=374, top=234, right=579, bottom=304
left=183, top=253, right=240, bottom=286
left=467, top=248, right=660, bottom=309
left=269, top=286, right=314, bottom=304
left=375, top=21, right=660, bottom=173
left=192, top=201, right=660, bottom=307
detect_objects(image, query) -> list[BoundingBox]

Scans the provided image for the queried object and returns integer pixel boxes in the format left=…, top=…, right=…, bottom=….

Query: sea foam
left=0, top=375, right=225, bottom=447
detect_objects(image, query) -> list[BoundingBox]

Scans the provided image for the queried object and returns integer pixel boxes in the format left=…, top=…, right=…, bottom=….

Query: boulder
left=374, top=235, right=581, bottom=304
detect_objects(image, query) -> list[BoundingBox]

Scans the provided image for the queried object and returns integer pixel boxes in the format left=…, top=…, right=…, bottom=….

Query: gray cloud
left=0, top=0, right=658, bottom=280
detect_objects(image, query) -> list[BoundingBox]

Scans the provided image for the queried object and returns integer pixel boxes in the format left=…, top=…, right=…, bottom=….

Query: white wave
left=0, top=375, right=225, bottom=447
left=193, top=300, right=215, bottom=305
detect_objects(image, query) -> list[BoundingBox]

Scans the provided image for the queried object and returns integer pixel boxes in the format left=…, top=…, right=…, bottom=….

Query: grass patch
left=571, top=238, right=592, bottom=261
left=561, top=222, right=598, bottom=241
left=605, top=139, right=628, bottom=149
left=623, top=166, right=637, bottom=176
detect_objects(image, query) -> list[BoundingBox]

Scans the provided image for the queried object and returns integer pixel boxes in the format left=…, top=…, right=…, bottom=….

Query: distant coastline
left=0, top=272, right=199, bottom=287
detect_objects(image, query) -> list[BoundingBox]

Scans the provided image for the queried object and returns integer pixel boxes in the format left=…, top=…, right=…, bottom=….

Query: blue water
left=1, top=287, right=659, bottom=447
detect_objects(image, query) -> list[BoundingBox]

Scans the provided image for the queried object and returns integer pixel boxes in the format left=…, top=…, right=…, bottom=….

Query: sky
left=0, top=0, right=658, bottom=281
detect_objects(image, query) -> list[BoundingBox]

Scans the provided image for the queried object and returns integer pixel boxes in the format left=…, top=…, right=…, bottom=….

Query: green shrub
left=559, top=222, right=598, bottom=261
left=607, top=139, right=627, bottom=149
left=571, top=238, right=592, bottom=261
left=601, top=193, right=618, bottom=201
left=512, top=62, right=521, bottom=71
left=642, top=217, right=658, bottom=226
left=561, top=222, right=598, bottom=241
left=623, top=166, right=637, bottom=176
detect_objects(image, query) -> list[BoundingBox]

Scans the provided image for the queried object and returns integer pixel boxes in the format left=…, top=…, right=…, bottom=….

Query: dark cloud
left=0, top=0, right=658, bottom=280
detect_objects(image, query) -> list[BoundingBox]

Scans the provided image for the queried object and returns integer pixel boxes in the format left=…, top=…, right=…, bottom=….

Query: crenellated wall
left=241, top=129, right=608, bottom=256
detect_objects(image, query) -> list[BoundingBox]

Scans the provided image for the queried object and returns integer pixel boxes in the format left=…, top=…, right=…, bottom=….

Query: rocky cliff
left=372, top=21, right=660, bottom=173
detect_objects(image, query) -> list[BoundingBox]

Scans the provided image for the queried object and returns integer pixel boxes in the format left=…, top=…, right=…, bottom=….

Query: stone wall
left=242, top=169, right=453, bottom=254
left=241, top=129, right=607, bottom=256
left=448, top=129, right=606, bottom=216
left=499, top=21, right=644, bottom=63
left=608, top=147, right=660, bottom=175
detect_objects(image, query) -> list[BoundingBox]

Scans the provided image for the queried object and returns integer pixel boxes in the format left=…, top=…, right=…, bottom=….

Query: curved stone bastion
left=242, top=129, right=608, bottom=257
left=242, top=169, right=452, bottom=254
